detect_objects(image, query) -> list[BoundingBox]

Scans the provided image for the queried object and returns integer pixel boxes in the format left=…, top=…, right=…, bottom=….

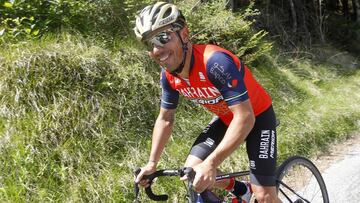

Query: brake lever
left=134, top=168, right=141, bottom=201
left=183, top=167, right=196, bottom=182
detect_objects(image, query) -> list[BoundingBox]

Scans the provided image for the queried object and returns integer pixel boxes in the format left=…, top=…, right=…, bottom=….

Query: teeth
left=160, top=54, right=169, bottom=62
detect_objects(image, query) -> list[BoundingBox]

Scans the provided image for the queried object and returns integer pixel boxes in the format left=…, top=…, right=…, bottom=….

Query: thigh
left=246, top=106, right=278, bottom=186
left=188, top=116, right=228, bottom=161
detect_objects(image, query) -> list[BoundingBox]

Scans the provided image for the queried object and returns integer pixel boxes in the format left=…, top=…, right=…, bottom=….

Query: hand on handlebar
left=134, top=161, right=157, bottom=188
left=134, top=167, right=193, bottom=201
left=190, top=162, right=217, bottom=193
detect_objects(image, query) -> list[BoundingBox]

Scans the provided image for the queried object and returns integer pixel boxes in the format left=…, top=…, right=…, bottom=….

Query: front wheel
left=276, top=156, right=329, bottom=203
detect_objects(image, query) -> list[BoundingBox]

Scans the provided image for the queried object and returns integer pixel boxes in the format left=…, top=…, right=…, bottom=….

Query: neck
left=177, top=43, right=192, bottom=78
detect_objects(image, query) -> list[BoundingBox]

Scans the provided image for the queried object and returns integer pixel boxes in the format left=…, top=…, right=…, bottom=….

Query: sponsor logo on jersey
left=199, top=72, right=206, bottom=82
left=178, top=86, right=220, bottom=99
left=209, top=62, right=232, bottom=85
left=177, top=86, right=224, bottom=105
left=190, top=96, right=223, bottom=105
left=175, top=78, right=181, bottom=85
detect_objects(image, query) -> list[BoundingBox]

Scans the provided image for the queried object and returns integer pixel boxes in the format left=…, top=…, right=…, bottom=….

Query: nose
left=150, top=44, right=164, bottom=56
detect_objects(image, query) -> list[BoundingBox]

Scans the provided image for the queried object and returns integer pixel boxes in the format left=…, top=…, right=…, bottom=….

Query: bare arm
left=149, top=107, right=176, bottom=163
left=135, top=107, right=176, bottom=184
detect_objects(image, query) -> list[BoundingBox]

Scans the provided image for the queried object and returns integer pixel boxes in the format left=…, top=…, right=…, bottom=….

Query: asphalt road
left=321, top=142, right=360, bottom=202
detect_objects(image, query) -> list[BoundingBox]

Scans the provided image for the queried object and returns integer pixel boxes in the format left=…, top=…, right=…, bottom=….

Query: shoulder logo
left=227, top=79, right=238, bottom=88
left=199, top=72, right=206, bottom=82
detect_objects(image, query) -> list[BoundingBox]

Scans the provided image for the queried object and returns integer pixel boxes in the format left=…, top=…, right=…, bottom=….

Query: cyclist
left=134, top=2, right=281, bottom=203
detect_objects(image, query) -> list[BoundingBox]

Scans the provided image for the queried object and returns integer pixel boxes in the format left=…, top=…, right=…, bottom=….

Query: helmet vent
left=164, top=8, right=172, bottom=18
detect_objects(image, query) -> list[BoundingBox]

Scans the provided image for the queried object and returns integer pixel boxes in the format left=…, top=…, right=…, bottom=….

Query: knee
left=254, top=191, right=278, bottom=203
left=254, top=192, right=270, bottom=203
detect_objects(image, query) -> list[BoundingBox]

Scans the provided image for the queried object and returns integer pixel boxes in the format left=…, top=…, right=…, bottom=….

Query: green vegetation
left=0, top=0, right=359, bottom=202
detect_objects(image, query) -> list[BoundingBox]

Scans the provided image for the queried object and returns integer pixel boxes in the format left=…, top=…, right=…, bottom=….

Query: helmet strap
left=170, top=31, right=188, bottom=75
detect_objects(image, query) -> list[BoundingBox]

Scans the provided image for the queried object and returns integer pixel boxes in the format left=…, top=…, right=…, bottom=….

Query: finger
left=135, top=176, right=141, bottom=183
left=192, top=178, right=204, bottom=193
left=180, top=175, right=188, bottom=181
left=193, top=185, right=205, bottom=194
left=139, top=182, right=148, bottom=187
left=139, top=179, right=152, bottom=188
left=194, top=183, right=206, bottom=193
left=135, top=170, right=144, bottom=183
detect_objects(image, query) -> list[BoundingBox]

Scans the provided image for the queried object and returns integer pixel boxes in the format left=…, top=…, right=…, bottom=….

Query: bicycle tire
left=276, top=156, right=329, bottom=203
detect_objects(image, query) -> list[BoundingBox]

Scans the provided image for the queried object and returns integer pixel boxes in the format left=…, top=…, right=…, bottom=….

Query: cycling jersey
left=160, top=44, right=272, bottom=125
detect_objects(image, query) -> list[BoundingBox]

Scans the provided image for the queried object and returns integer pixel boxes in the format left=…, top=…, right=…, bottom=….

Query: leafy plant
left=0, top=0, right=150, bottom=42
left=180, top=0, right=272, bottom=63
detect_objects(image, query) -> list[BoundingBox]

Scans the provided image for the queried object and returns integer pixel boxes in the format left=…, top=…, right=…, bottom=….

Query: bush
left=180, top=0, right=272, bottom=64
left=0, top=0, right=153, bottom=43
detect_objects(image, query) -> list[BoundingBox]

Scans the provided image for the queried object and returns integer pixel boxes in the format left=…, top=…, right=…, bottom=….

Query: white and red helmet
left=134, top=2, right=185, bottom=41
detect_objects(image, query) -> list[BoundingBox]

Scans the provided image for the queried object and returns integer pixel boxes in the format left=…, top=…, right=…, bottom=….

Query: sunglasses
left=144, top=30, right=174, bottom=51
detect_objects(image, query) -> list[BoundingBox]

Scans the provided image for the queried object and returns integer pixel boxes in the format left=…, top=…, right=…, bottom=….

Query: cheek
left=168, top=43, right=180, bottom=56
left=175, top=47, right=184, bottom=60
left=148, top=51, right=160, bottom=63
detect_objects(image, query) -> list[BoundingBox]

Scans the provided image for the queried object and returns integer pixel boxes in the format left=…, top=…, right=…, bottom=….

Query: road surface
left=321, top=141, right=360, bottom=202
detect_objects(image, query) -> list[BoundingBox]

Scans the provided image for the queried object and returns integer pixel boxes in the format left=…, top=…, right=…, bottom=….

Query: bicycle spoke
left=278, top=187, right=293, bottom=203
left=276, top=156, right=329, bottom=203
left=278, top=181, right=310, bottom=203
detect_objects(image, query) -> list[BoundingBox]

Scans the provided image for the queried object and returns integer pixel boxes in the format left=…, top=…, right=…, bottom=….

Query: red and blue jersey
left=160, top=44, right=272, bottom=125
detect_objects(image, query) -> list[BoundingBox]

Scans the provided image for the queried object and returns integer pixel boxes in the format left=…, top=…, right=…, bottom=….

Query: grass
left=0, top=33, right=359, bottom=202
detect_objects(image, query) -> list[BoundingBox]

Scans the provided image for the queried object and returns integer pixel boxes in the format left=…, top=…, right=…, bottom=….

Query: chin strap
left=170, top=31, right=188, bottom=75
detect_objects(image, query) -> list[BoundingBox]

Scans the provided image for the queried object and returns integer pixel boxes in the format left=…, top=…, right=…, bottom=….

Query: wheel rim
left=276, top=157, right=329, bottom=203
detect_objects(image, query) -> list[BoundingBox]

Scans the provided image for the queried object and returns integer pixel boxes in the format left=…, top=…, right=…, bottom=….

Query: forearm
left=149, top=109, right=175, bottom=163
left=149, top=120, right=173, bottom=162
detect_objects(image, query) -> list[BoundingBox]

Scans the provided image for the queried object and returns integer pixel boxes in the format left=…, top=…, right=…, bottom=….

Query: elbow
left=243, top=111, right=255, bottom=128
left=164, top=118, right=175, bottom=127
left=248, top=113, right=255, bottom=128
left=157, top=108, right=176, bottom=127
left=156, top=115, right=175, bottom=127
left=234, top=110, right=255, bottom=128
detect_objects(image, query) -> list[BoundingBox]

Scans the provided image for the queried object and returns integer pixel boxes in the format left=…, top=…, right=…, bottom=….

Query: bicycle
left=134, top=156, right=329, bottom=203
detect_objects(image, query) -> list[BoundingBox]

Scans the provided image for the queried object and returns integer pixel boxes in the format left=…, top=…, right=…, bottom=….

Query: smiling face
left=147, top=27, right=189, bottom=73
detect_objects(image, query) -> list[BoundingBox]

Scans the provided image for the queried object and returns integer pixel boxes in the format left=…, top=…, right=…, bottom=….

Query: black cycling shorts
left=189, top=105, right=277, bottom=186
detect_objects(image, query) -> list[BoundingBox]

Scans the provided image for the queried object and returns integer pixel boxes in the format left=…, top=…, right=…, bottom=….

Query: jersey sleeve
left=160, top=69, right=179, bottom=109
left=206, top=52, right=249, bottom=106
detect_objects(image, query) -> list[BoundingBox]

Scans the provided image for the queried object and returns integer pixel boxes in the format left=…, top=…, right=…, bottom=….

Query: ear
left=180, top=26, right=189, bottom=42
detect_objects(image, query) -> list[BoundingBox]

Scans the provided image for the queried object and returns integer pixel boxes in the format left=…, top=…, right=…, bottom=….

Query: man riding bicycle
left=134, top=2, right=281, bottom=203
